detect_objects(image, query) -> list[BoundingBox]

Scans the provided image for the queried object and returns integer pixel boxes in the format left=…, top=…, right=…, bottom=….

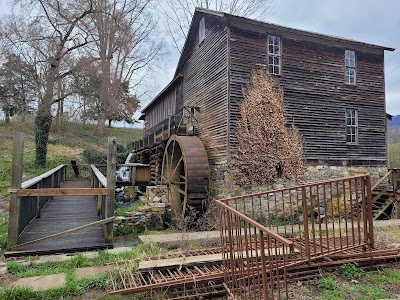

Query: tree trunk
left=5, top=108, right=10, bottom=125
left=35, top=60, right=58, bottom=167
left=35, top=111, right=52, bottom=167
left=108, top=119, right=112, bottom=127
left=96, top=117, right=105, bottom=135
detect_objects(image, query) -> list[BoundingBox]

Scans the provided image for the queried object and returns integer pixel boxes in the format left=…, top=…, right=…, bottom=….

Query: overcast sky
left=0, top=0, right=399, bottom=117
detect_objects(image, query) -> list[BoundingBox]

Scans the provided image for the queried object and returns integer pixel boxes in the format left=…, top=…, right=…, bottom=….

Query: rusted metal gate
left=216, top=175, right=374, bottom=300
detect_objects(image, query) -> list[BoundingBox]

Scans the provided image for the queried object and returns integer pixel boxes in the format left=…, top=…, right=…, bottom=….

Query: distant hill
left=389, top=115, right=400, bottom=129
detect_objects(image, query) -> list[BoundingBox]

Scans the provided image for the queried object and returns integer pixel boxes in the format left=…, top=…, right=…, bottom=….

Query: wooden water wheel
left=161, top=135, right=209, bottom=218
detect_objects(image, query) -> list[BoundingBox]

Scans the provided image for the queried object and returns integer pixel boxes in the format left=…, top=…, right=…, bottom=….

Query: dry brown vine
left=230, top=69, right=305, bottom=186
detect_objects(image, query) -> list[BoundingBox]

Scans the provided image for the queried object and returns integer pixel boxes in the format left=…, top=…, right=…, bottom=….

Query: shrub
left=82, top=149, right=107, bottom=165
left=338, top=263, right=363, bottom=279
left=83, top=144, right=130, bottom=165
left=317, top=276, right=337, bottom=291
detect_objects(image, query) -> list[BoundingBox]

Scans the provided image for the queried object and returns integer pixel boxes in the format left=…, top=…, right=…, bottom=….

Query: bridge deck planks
left=6, top=181, right=112, bottom=257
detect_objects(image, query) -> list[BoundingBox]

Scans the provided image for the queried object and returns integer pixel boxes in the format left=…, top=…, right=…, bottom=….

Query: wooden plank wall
left=175, top=80, right=184, bottom=116
left=145, top=89, right=177, bottom=130
left=228, top=23, right=387, bottom=166
left=180, top=14, right=229, bottom=164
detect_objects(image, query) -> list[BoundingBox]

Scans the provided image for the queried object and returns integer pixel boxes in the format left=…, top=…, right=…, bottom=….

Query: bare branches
left=230, top=69, right=304, bottom=186
left=159, top=0, right=274, bottom=53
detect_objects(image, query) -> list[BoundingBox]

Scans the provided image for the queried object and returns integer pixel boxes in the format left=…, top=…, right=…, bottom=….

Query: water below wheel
left=161, top=135, right=209, bottom=219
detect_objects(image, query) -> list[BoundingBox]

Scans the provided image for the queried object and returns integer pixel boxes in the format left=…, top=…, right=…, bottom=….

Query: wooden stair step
left=373, top=197, right=397, bottom=220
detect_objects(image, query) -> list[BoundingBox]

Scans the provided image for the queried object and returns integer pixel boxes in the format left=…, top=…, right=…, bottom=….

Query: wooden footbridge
left=5, top=133, right=117, bottom=257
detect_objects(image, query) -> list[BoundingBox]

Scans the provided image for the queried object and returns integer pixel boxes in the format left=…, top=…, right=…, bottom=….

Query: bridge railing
left=91, top=165, right=108, bottom=219
left=7, top=134, right=117, bottom=250
left=8, top=164, right=66, bottom=248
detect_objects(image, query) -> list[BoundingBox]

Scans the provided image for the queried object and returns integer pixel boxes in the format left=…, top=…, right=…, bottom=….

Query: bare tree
left=158, top=0, right=274, bottom=52
left=1, top=0, right=95, bottom=166
left=82, top=0, right=162, bottom=134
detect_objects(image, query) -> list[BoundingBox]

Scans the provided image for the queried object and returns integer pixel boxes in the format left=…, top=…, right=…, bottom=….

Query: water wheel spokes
left=161, top=135, right=209, bottom=220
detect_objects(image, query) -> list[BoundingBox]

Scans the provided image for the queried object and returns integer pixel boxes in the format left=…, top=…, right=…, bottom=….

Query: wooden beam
left=16, top=188, right=109, bottom=197
left=10, top=217, right=115, bottom=249
left=105, top=137, right=116, bottom=242
left=7, top=132, right=25, bottom=249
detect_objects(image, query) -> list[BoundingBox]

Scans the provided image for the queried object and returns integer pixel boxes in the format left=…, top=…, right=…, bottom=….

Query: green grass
left=0, top=272, right=109, bottom=300
left=115, top=201, right=144, bottom=217
left=389, top=141, right=400, bottom=168
left=1, top=243, right=166, bottom=300
left=0, top=212, right=8, bottom=249
left=302, top=267, right=400, bottom=300
left=6, top=243, right=165, bottom=278
left=338, top=263, right=363, bottom=279
left=0, top=120, right=142, bottom=197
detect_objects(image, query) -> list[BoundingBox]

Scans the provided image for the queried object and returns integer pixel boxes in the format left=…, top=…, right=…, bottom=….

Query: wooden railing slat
left=91, top=165, right=107, bottom=187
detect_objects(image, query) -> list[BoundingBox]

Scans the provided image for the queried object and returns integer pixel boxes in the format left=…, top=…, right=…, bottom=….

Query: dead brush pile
left=230, top=69, right=304, bottom=186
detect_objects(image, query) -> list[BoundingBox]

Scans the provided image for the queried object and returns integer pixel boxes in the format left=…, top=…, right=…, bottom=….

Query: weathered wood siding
left=178, top=14, right=229, bottom=164
left=144, top=89, right=176, bottom=132
left=175, top=80, right=184, bottom=116
left=228, top=22, right=387, bottom=166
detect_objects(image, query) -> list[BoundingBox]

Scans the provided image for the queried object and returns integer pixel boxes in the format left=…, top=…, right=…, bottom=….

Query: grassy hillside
left=389, top=141, right=400, bottom=168
left=0, top=120, right=142, bottom=200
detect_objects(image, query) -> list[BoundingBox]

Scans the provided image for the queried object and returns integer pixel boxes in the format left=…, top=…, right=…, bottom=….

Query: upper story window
left=199, top=17, right=205, bottom=45
left=268, top=35, right=281, bottom=75
left=345, top=50, right=356, bottom=84
left=346, top=108, right=358, bottom=144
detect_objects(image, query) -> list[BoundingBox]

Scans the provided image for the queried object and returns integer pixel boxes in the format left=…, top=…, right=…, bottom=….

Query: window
left=268, top=35, right=281, bottom=75
left=346, top=109, right=358, bottom=144
left=345, top=50, right=356, bottom=84
left=199, top=17, right=205, bottom=45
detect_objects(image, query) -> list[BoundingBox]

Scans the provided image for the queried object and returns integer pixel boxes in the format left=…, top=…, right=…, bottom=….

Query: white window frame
left=346, top=108, right=358, bottom=144
left=268, top=35, right=281, bottom=75
left=199, top=17, right=205, bottom=45
left=345, top=49, right=356, bottom=84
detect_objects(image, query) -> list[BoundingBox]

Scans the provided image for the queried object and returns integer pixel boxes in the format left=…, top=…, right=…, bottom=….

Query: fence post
left=105, top=137, right=116, bottom=242
left=301, top=186, right=311, bottom=261
left=259, top=231, right=269, bottom=300
left=7, top=132, right=25, bottom=249
left=365, top=176, right=374, bottom=247
left=393, top=169, right=398, bottom=198
left=36, top=181, right=42, bottom=218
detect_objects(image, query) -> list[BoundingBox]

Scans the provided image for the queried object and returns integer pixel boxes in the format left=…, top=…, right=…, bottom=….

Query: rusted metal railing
left=216, top=175, right=373, bottom=300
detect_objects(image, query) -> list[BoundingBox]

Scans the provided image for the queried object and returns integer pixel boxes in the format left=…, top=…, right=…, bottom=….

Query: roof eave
left=141, top=74, right=183, bottom=114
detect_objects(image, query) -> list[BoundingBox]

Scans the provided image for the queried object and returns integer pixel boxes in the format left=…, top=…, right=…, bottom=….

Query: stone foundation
left=209, top=162, right=388, bottom=200
left=113, top=203, right=170, bottom=235
left=114, top=185, right=171, bottom=235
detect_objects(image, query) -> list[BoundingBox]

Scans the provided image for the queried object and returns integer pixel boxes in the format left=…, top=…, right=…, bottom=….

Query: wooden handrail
left=91, top=164, right=107, bottom=187
left=16, top=188, right=108, bottom=197
left=21, top=164, right=65, bottom=189
left=371, top=170, right=393, bottom=191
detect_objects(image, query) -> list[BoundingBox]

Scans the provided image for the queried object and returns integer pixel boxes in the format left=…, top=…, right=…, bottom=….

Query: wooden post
left=168, top=115, right=171, bottom=138
left=36, top=181, right=42, bottom=218
left=301, top=186, right=310, bottom=262
left=366, top=176, right=374, bottom=248
left=393, top=169, right=398, bottom=198
left=105, top=136, right=116, bottom=242
left=7, top=132, right=25, bottom=249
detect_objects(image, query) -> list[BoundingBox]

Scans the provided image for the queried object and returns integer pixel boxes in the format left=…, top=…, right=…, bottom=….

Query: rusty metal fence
left=216, top=175, right=373, bottom=300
